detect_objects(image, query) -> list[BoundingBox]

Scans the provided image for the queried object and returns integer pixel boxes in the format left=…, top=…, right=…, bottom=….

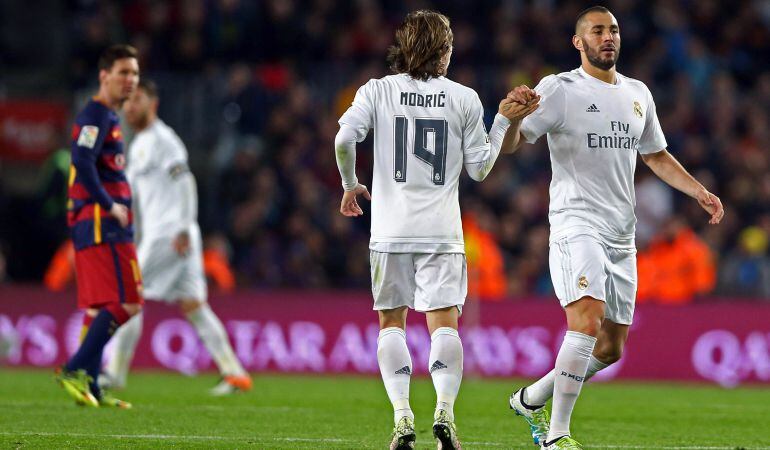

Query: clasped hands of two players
left=500, top=85, right=540, bottom=122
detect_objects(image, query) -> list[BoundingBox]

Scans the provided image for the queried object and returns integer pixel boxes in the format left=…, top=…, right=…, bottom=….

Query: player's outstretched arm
left=641, top=149, right=725, bottom=225
left=464, top=87, right=540, bottom=181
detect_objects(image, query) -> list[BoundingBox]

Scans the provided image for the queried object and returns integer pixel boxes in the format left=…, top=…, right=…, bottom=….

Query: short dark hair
left=575, top=6, right=611, bottom=34
left=98, top=44, right=138, bottom=71
left=386, top=10, right=453, bottom=81
left=137, top=79, right=158, bottom=99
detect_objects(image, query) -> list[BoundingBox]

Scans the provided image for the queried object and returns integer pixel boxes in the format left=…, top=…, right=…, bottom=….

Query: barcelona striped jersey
left=67, top=99, right=133, bottom=250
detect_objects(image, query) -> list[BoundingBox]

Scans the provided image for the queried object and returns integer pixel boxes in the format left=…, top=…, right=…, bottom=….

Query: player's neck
left=581, top=62, right=617, bottom=85
left=134, top=115, right=156, bottom=132
left=94, top=90, right=121, bottom=111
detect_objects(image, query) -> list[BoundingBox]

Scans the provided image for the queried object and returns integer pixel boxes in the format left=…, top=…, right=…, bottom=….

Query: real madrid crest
left=578, top=275, right=589, bottom=290
left=633, top=101, right=643, bottom=119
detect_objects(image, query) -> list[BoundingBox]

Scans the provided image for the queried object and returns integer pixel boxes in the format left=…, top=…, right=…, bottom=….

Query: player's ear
left=572, top=35, right=583, bottom=52
left=98, top=69, right=108, bottom=84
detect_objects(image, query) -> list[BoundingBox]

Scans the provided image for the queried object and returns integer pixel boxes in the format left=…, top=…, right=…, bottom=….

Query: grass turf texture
left=0, top=369, right=768, bottom=449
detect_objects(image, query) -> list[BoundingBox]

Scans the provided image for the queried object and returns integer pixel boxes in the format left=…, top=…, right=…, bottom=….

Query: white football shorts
left=370, top=251, right=467, bottom=313
left=549, top=233, right=637, bottom=325
left=137, top=226, right=207, bottom=303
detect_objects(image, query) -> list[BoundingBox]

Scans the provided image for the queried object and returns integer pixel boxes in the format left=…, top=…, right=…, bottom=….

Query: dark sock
left=87, top=347, right=106, bottom=399
left=65, top=308, right=126, bottom=379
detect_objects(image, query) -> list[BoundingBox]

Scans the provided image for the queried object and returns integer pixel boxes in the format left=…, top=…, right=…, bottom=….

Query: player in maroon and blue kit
left=56, top=45, right=143, bottom=408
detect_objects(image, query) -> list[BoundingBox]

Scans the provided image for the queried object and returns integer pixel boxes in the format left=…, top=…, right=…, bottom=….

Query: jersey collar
left=577, top=67, right=621, bottom=89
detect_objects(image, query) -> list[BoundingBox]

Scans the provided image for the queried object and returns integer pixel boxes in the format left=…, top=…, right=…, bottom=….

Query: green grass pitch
left=1, top=368, right=769, bottom=449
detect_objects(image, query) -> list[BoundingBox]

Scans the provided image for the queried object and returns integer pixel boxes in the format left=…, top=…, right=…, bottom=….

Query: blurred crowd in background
left=0, top=0, right=768, bottom=301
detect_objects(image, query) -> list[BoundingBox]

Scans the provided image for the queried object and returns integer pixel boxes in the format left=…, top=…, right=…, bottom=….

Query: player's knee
left=572, top=317, right=602, bottom=337
left=122, top=303, right=143, bottom=317
left=179, top=299, right=204, bottom=315
left=378, top=307, right=407, bottom=330
left=566, top=297, right=605, bottom=336
left=426, top=306, right=459, bottom=334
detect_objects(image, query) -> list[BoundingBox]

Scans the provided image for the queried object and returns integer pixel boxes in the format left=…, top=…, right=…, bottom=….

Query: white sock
left=187, top=304, right=246, bottom=377
left=377, top=327, right=414, bottom=424
left=104, top=312, right=143, bottom=387
left=524, top=355, right=610, bottom=407
left=546, top=331, right=597, bottom=443
left=429, top=327, right=463, bottom=422
left=585, top=355, right=610, bottom=381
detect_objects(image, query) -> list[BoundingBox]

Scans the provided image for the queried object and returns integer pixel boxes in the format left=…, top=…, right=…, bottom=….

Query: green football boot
left=433, top=409, right=461, bottom=450
left=540, top=435, right=583, bottom=449
left=98, top=391, right=132, bottom=409
left=389, top=416, right=415, bottom=450
left=55, top=368, right=98, bottom=407
left=510, top=387, right=550, bottom=446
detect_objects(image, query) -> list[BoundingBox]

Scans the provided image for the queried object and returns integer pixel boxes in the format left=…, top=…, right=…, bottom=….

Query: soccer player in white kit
left=335, top=10, right=540, bottom=450
left=504, top=7, right=725, bottom=449
left=99, top=80, right=252, bottom=396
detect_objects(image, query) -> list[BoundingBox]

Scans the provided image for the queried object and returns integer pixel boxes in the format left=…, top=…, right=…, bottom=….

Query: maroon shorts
left=75, top=242, right=143, bottom=309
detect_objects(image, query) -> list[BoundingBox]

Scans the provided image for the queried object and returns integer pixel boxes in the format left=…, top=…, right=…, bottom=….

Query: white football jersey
left=520, top=67, right=667, bottom=248
left=339, top=73, right=492, bottom=253
left=126, top=119, right=195, bottom=242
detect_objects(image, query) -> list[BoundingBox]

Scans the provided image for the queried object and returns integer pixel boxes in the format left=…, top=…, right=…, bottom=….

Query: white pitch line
left=1, top=432, right=236, bottom=441
left=461, top=444, right=769, bottom=450
left=0, top=432, right=357, bottom=444
left=2, top=432, right=768, bottom=449
left=590, top=446, right=770, bottom=450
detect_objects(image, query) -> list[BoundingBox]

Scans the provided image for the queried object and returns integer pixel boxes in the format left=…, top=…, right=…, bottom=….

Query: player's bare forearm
left=641, top=150, right=703, bottom=198
left=500, top=122, right=523, bottom=154
left=642, top=149, right=725, bottom=224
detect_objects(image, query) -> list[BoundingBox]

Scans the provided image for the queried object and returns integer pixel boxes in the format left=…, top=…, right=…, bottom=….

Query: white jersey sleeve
left=158, top=130, right=189, bottom=173
left=339, top=80, right=375, bottom=141
left=461, top=93, right=511, bottom=181
left=461, top=93, right=489, bottom=153
left=637, top=86, right=667, bottom=154
left=520, top=75, right=566, bottom=143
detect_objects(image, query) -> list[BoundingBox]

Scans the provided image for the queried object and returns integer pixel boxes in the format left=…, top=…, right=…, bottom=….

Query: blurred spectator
left=0, top=241, right=7, bottom=284
left=718, top=226, right=770, bottom=298
left=637, top=217, right=716, bottom=304
left=203, top=233, right=237, bottom=293
left=463, top=212, right=507, bottom=301
left=44, top=240, right=75, bottom=292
